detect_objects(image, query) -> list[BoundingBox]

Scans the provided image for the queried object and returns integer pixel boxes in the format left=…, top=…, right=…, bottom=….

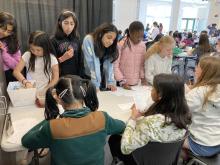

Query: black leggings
left=108, top=135, right=137, bottom=165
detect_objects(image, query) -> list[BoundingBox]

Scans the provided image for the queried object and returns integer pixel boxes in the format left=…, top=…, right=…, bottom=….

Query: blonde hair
left=194, top=56, right=220, bottom=106
left=145, top=36, right=175, bottom=59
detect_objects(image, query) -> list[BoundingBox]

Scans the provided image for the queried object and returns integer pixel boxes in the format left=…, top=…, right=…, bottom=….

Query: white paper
left=118, top=102, right=134, bottom=111
left=6, top=118, right=39, bottom=145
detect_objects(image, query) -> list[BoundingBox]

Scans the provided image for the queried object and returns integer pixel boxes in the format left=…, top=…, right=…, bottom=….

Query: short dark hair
left=45, top=75, right=99, bottom=120
left=144, top=74, right=191, bottom=129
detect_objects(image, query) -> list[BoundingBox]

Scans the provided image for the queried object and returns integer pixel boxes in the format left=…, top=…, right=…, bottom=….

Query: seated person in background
left=173, top=31, right=183, bottom=48
left=22, top=75, right=125, bottom=165
left=145, top=33, right=163, bottom=51
left=144, top=36, right=175, bottom=85
left=108, top=74, right=191, bottom=165
left=183, top=56, right=220, bottom=157
left=114, top=21, right=146, bottom=90
left=189, top=33, right=215, bottom=59
left=182, top=32, right=194, bottom=48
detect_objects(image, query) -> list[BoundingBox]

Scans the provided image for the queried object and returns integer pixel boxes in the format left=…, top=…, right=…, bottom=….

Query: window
left=146, top=4, right=171, bottom=33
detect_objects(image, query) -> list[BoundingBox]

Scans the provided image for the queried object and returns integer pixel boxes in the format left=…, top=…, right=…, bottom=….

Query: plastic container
left=7, top=81, right=36, bottom=107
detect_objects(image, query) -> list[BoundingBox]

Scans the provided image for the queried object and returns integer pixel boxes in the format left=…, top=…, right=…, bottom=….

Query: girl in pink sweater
left=114, top=21, right=146, bottom=90
left=0, top=12, right=21, bottom=85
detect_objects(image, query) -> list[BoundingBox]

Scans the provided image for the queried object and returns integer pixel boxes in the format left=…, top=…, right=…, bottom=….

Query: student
left=0, top=12, right=21, bottom=85
left=51, top=10, right=87, bottom=78
left=109, top=74, right=191, bottom=164
left=22, top=75, right=125, bottom=165
left=144, top=36, right=175, bottom=85
left=182, top=32, right=194, bottom=48
left=190, top=33, right=214, bottom=59
left=114, top=21, right=146, bottom=89
left=82, top=23, right=118, bottom=91
left=183, top=56, right=220, bottom=157
left=150, top=21, right=160, bottom=40
left=13, top=31, right=59, bottom=94
left=173, top=31, right=182, bottom=48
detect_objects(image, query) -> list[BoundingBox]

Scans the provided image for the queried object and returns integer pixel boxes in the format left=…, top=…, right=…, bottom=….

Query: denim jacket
left=82, top=35, right=115, bottom=88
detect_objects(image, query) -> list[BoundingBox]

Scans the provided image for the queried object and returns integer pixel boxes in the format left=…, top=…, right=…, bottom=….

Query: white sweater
left=144, top=54, right=172, bottom=85
left=186, top=85, right=220, bottom=146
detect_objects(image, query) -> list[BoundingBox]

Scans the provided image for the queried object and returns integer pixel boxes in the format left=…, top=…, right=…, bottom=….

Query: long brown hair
left=193, top=56, right=220, bottom=106
left=144, top=74, right=191, bottom=129
left=145, top=36, right=175, bottom=59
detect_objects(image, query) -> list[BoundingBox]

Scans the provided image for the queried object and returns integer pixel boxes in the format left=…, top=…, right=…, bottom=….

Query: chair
left=132, top=139, right=185, bottom=165
left=186, top=151, right=220, bottom=165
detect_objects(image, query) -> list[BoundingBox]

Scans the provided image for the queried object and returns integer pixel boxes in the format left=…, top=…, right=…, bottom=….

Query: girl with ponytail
left=22, top=75, right=125, bottom=165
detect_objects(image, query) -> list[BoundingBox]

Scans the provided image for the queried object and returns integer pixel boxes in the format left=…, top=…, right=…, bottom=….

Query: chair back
left=132, top=139, right=184, bottom=165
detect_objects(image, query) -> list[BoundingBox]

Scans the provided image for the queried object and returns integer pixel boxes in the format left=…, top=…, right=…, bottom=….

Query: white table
left=1, top=86, right=152, bottom=153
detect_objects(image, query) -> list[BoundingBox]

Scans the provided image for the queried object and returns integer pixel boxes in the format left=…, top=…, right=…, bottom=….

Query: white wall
left=113, top=0, right=139, bottom=32
left=207, top=0, right=220, bottom=27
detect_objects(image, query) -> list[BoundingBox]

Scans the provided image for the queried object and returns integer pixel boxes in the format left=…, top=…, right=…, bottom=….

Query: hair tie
left=80, top=86, right=86, bottom=97
left=59, top=89, right=68, bottom=98
left=63, top=11, right=76, bottom=17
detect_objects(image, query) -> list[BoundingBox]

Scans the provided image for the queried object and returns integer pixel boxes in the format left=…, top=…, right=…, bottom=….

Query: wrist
left=21, top=79, right=27, bottom=85
left=58, top=57, right=63, bottom=63
left=130, top=116, right=137, bottom=121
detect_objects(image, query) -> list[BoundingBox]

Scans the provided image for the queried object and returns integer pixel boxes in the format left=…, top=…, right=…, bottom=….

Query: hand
left=64, top=48, right=74, bottom=58
left=130, top=104, right=143, bottom=120
left=59, top=48, right=74, bottom=62
left=122, top=83, right=131, bottom=90
left=107, top=84, right=117, bottom=91
left=25, top=82, right=34, bottom=88
left=0, top=41, right=5, bottom=50
left=0, top=42, right=3, bottom=49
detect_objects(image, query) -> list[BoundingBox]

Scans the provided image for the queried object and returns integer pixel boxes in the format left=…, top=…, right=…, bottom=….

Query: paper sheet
left=118, top=102, right=134, bottom=111
left=6, top=118, right=39, bottom=145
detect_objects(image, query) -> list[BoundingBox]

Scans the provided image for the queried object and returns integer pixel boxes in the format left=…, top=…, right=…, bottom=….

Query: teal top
left=22, top=107, right=125, bottom=165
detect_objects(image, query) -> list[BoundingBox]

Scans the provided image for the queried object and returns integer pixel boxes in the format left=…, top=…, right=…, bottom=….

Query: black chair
left=186, top=152, right=220, bottom=165
left=132, top=139, right=185, bottom=165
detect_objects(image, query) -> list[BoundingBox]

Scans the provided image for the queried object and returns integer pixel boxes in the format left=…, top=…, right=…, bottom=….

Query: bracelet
left=21, top=79, right=27, bottom=84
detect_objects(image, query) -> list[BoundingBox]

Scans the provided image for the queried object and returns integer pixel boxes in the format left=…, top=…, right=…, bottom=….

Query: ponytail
left=121, top=28, right=131, bottom=50
left=44, top=88, right=60, bottom=120
left=83, top=80, right=99, bottom=111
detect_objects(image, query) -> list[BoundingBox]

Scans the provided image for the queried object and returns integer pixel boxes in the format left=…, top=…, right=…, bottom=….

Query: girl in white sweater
left=183, top=56, right=220, bottom=156
left=144, top=36, right=175, bottom=85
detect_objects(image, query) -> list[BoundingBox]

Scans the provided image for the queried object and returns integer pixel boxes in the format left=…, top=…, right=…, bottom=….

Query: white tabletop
left=1, top=86, right=152, bottom=152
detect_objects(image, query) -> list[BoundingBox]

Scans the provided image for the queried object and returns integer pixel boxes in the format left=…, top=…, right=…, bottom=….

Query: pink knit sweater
left=114, top=39, right=146, bottom=85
